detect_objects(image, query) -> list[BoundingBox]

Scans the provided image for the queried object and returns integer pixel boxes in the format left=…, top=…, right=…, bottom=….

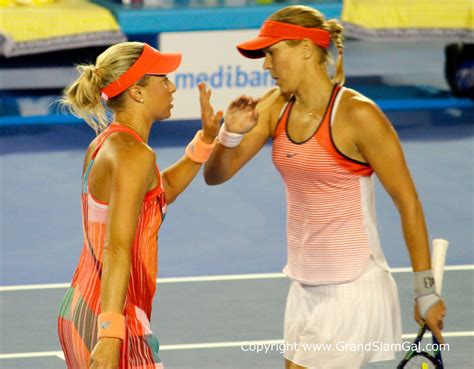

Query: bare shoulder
left=340, top=88, right=378, bottom=117
left=257, top=87, right=285, bottom=110
left=339, top=87, right=394, bottom=135
left=105, top=133, right=156, bottom=173
left=257, top=87, right=290, bottom=132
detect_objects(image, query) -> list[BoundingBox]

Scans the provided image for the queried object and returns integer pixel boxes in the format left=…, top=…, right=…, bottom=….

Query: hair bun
left=326, top=19, right=344, bottom=34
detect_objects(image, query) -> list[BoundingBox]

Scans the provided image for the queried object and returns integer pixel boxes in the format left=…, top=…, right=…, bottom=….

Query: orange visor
left=237, top=20, right=331, bottom=59
left=100, top=44, right=182, bottom=101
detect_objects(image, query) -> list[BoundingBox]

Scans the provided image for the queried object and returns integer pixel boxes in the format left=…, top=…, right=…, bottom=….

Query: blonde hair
left=269, top=5, right=345, bottom=85
left=61, top=42, right=150, bottom=133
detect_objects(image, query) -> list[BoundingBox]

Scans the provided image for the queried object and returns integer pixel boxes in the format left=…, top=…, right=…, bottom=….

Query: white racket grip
left=431, top=239, right=449, bottom=295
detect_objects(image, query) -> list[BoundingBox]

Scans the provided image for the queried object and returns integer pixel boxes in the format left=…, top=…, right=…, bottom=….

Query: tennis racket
left=397, top=239, right=449, bottom=369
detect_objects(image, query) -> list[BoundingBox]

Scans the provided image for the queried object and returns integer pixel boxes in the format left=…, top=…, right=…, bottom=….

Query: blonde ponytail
left=61, top=64, right=108, bottom=133
left=325, top=19, right=345, bottom=85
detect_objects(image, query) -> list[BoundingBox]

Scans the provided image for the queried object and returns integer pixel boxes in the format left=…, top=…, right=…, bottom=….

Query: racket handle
left=431, top=239, right=449, bottom=295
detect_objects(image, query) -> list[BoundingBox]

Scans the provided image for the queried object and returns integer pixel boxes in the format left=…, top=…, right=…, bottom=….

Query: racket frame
left=397, top=323, right=444, bottom=369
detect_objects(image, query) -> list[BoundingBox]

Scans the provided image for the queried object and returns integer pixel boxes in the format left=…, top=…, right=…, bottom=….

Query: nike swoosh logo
left=100, top=321, right=111, bottom=330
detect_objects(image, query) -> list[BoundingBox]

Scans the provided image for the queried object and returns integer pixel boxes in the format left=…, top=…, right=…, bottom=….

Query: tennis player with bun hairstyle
left=57, top=42, right=222, bottom=369
left=204, top=5, right=446, bottom=369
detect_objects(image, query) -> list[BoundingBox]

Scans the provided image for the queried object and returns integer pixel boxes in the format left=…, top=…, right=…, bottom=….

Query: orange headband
left=100, top=44, right=182, bottom=101
left=237, top=20, right=331, bottom=59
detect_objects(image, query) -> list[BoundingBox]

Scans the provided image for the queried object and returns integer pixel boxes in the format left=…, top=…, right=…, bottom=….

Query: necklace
left=294, top=85, right=335, bottom=118
left=294, top=100, right=326, bottom=120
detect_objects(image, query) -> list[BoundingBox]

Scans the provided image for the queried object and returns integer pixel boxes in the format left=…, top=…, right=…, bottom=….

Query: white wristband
left=217, top=124, right=243, bottom=148
left=413, top=270, right=436, bottom=298
left=413, top=270, right=440, bottom=319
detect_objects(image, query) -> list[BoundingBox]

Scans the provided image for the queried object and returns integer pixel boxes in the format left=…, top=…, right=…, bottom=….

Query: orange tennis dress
left=58, top=123, right=167, bottom=369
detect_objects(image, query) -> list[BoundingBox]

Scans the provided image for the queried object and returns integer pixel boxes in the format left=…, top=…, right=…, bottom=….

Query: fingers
left=439, top=298, right=447, bottom=315
left=215, top=110, right=224, bottom=124
left=88, top=338, right=121, bottom=369
left=198, top=83, right=212, bottom=108
left=415, top=300, right=446, bottom=344
left=198, top=82, right=212, bottom=106
left=228, top=95, right=259, bottom=111
left=198, top=82, right=222, bottom=137
left=198, top=82, right=215, bottom=120
left=428, top=321, right=445, bottom=344
left=250, top=108, right=259, bottom=123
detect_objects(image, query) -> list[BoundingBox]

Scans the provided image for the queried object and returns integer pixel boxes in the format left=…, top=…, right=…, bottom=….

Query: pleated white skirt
left=283, top=258, right=402, bottom=369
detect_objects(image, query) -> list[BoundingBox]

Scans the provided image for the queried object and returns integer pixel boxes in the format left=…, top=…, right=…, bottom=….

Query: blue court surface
left=1, top=102, right=473, bottom=368
left=1, top=29, right=474, bottom=369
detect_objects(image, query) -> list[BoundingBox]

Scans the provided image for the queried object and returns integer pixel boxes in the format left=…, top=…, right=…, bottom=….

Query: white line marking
left=55, top=352, right=65, bottom=360
left=158, top=273, right=285, bottom=284
left=401, top=331, right=474, bottom=339
left=0, top=283, right=71, bottom=291
left=1, top=331, right=473, bottom=360
left=0, top=351, right=63, bottom=359
left=391, top=265, right=474, bottom=273
left=161, top=339, right=283, bottom=351
left=160, top=331, right=474, bottom=350
left=1, top=265, right=473, bottom=292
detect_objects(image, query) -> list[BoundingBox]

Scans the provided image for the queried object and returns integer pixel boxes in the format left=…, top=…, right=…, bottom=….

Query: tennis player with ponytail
left=204, top=5, right=446, bottom=369
left=57, top=42, right=222, bottom=369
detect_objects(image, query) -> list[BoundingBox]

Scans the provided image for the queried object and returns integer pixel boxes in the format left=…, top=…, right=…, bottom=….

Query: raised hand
left=198, top=82, right=223, bottom=143
left=224, top=95, right=260, bottom=134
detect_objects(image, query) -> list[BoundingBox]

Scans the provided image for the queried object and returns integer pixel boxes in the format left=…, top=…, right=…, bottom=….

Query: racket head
left=397, top=324, right=444, bottom=369
left=399, top=352, right=443, bottom=369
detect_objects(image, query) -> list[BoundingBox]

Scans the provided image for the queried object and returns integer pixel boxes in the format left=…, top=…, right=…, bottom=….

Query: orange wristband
left=98, top=312, right=126, bottom=340
left=185, top=130, right=216, bottom=164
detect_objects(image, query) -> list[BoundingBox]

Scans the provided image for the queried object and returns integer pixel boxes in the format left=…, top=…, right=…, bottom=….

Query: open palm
left=224, top=95, right=259, bottom=134
left=198, top=82, right=222, bottom=139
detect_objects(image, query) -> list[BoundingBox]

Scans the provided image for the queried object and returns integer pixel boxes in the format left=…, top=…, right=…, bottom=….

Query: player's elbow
left=203, top=166, right=229, bottom=185
left=393, top=191, right=422, bottom=216
left=204, top=176, right=220, bottom=186
left=203, top=172, right=226, bottom=186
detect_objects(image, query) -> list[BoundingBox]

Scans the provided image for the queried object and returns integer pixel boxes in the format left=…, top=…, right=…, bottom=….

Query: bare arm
left=203, top=123, right=268, bottom=185
left=90, top=143, right=156, bottom=369
left=162, top=82, right=222, bottom=203
left=101, top=145, right=155, bottom=314
left=352, top=98, right=445, bottom=342
left=161, top=155, right=207, bottom=204
left=353, top=99, right=430, bottom=271
left=204, top=89, right=281, bottom=185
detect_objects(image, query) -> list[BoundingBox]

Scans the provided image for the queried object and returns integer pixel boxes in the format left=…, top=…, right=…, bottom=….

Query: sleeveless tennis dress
left=272, top=86, right=402, bottom=368
left=58, top=123, right=167, bottom=369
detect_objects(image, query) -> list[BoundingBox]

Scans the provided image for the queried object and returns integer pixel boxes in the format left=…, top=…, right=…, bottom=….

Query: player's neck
left=295, top=72, right=334, bottom=114
left=113, top=112, right=152, bottom=143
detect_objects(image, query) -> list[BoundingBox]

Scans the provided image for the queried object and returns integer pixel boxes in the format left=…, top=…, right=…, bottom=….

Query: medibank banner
left=160, top=30, right=276, bottom=120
